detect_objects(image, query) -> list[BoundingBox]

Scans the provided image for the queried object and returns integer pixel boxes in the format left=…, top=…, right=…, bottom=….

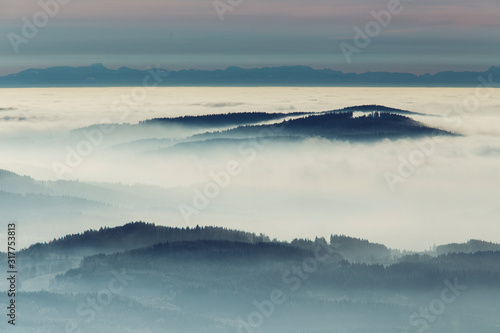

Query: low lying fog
left=0, top=87, right=498, bottom=250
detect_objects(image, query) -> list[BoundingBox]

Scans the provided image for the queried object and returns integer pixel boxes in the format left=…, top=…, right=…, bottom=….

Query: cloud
left=0, top=87, right=499, bottom=251
left=0, top=116, right=27, bottom=121
left=201, top=102, right=248, bottom=108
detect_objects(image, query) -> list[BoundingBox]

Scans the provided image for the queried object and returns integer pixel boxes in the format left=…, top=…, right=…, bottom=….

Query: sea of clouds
left=0, top=87, right=498, bottom=250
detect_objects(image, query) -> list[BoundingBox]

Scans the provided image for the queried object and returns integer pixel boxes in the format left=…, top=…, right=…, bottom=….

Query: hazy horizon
left=2, top=0, right=499, bottom=76
left=0, top=62, right=498, bottom=78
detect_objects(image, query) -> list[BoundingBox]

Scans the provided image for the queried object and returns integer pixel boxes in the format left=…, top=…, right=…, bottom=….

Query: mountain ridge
left=1, top=64, right=499, bottom=87
left=4, top=220, right=498, bottom=258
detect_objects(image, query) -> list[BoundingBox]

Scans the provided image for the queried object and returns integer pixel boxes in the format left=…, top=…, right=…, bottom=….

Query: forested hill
left=138, top=105, right=422, bottom=129
left=15, top=222, right=393, bottom=264
left=191, top=111, right=453, bottom=142
left=140, top=111, right=312, bottom=128
left=328, top=104, right=424, bottom=115
left=19, top=222, right=271, bottom=257
left=14, top=222, right=500, bottom=266
left=436, top=239, right=500, bottom=255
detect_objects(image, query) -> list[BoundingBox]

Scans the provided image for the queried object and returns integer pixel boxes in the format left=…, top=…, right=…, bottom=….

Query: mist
left=1, top=86, right=500, bottom=332
left=0, top=87, right=498, bottom=251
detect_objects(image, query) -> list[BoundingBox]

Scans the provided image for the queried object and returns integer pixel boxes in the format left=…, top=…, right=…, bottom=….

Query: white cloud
left=0, top=87, right=499, bottom=250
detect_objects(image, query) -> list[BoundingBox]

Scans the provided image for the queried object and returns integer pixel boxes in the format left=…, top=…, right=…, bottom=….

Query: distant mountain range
left=0, top=63, right=499, bottom=87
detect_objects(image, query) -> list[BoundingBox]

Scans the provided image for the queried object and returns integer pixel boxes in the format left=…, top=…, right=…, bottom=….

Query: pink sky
left=0, top=0, right=498, bottom=74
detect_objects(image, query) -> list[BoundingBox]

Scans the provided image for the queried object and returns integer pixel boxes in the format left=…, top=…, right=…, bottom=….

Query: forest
left=1, top=222, right=499, bottom=333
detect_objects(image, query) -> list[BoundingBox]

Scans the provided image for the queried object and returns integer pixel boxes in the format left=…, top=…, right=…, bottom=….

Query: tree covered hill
left=191, top=111, right=453, bottom=142
left=436, top=239, right=500, bottom=255
left=138, top=105, right=422, bottom=129
left=2, top=222, right=500, bottom=333
left=19, top=222, right=271, bottom=257
left=140, top=111, right=311, bottom=128
left=15, top=222, right=395, bottom=263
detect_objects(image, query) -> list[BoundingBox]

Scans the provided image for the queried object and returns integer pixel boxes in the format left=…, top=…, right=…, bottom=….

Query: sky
left=0, top=0, right=499, bottom=76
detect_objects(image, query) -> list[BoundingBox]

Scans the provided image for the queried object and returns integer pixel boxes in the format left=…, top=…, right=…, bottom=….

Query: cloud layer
left=0, top=87, right=499, bottom=250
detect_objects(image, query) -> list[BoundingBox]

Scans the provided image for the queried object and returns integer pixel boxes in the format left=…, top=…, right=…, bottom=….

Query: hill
left=436, top=239, right=500, bottom=255
left=19, top=222, right=271, bottom=257
left=189, top=111, right=453, bottom=142
left=2, top=222, right=500, bottom=333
